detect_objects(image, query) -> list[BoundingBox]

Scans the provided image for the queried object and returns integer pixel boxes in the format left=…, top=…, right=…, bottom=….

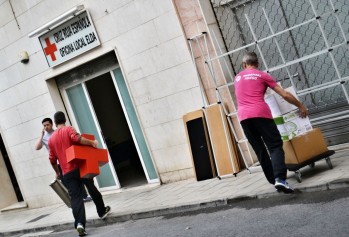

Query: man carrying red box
left=48, top=111, right=111, bottom=236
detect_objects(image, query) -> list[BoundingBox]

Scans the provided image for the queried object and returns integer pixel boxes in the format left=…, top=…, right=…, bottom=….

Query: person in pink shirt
left=234, top=52, right=308, bottom=193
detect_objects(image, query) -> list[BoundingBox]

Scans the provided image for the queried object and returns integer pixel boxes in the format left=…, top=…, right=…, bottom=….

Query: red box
left=66, top=134, right=108, bottom=178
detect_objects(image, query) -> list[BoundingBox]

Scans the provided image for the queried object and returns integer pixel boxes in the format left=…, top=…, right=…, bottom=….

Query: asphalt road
left=22, top=187, right=349, bottom=237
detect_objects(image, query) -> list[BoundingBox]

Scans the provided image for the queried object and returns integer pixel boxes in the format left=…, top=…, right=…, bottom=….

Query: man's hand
left=51, top=164, right=60, bottom=180
left=299, top=104, right=309, bottom=118
left=79, top=137, right=99, bottom=148
left=273, top=85, right=309, bottom=118
left=55, top=172, right=61, bottom=180
left=35, top=128, right=45, bottom=150
left=92, top=140, right=98, bottom=148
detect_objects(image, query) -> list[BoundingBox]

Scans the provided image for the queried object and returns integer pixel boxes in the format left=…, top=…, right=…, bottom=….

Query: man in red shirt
left=234, top=52, right=308, bottom=193
left=35, top=118, right=92, bottom=202
left=48, top=111, right=111, bottom=236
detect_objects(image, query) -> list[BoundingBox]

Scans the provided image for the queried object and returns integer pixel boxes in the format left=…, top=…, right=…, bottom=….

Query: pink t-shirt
left=48, top=126, right=81, bottom=175
left=234, top=68, right=277, bottom=121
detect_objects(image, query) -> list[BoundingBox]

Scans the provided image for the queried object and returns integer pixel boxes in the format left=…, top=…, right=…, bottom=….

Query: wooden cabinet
left=183, top=110, right=216, bottom=181
left=183, top=104, right=241, bottom=181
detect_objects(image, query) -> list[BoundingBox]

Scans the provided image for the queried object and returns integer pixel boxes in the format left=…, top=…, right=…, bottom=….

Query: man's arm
left=35, top=128, right=45, bottom=150
left=51, top=163, right=60, bottom=180
left=48, top=141, right=60, bottom=179
left=68, top=126, right=98, bottom=148
left=79, top=136, right=98, bottom=148
left=272, top=85, right=308, bottom=118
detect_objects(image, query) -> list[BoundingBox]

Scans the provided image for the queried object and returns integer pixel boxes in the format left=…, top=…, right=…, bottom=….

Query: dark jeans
left=58, top=165, right=88, bottom=198
left=241, top=118, right=287, bottom=184
left=63, top=168, right=107, bottom=228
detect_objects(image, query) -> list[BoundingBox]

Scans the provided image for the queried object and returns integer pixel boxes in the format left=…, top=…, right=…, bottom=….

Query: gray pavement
left=1, top=147, right=348, bottom=237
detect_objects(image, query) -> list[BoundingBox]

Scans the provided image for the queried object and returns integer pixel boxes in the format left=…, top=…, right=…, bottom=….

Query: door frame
left=61, top=83, right=120, bottom=191
left=59, top=51, right=160, bottom=188
left=112, top=48, right=160, bottom=183
left=110, top=69, right=155, bottom=183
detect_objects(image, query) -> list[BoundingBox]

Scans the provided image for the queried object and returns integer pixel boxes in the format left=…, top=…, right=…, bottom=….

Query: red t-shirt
left=234, top=68, right=278, bottom=121
left=48, top=126, right=81, bottom=175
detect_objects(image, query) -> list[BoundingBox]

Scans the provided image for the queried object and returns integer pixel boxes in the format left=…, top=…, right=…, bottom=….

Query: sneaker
left=83, top=195, right=93, bottom=202
left=100, top=206, right=111, bottom=220
left=76, top=223, right=87, bottom=236
left=275, top=179, right=294, bottom=194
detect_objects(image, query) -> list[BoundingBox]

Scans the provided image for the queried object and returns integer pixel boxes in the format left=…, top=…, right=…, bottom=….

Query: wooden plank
left=206, top=104, right=235, bottom=176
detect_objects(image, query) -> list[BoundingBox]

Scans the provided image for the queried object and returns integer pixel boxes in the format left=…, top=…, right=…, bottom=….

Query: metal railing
left=210, top=0, right=349, bottom=144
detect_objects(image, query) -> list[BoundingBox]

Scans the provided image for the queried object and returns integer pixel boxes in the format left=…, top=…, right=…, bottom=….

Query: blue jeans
left=241, top=118, right=287, bottom=184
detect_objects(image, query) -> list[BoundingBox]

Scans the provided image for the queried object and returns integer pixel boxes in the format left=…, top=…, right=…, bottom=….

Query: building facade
left=1, top=0, right=348, bottom=210
left=0, top=0, right=222, bottom=209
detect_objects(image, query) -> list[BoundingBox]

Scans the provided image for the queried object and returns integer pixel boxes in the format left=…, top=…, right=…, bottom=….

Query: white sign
left=39, top=10, right=100, bottom=67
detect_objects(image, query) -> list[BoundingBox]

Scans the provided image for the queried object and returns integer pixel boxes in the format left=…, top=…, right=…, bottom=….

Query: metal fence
left=210, top=0, right=349, bottom=145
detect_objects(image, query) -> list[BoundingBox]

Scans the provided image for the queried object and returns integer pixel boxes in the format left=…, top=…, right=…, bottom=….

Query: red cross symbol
left=66, top=134, right=109, bottom=178
left=44, top=38, right=58, bottom=61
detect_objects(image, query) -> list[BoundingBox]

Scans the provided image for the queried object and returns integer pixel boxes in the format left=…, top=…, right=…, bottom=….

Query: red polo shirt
left=48, top=126, right=81, bottom=175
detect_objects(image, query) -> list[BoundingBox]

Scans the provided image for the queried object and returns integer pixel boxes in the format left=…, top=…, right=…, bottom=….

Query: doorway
left=85, top=73, right=147, bottom=188
left=56, top=52, right=158, bottom=189
left=0, top=133, right=23, bottom=203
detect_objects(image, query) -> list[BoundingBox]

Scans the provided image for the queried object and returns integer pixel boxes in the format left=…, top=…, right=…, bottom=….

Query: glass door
left=65, top=83, right=120, bottom=189
left=112, top=67, right=159, bottom=182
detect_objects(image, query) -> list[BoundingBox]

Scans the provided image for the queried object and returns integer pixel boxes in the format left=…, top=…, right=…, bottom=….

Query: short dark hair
left=42, top=118, right=52, bottom=124
left=243, top=52, right=259, bottom=67
left=54, top=111, right=66, bottom=125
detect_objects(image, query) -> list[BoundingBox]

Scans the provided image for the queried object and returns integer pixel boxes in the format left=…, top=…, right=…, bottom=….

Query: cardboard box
left=284, top=128, right=328, bottom=164
left=265, top=94, right=282, bottom=117
left=283, top=111, right=312, bottom=139
left=265, top=86, right=312, bottom=140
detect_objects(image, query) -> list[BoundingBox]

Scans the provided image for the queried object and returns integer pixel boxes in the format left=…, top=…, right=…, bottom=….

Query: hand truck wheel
left=295, top=170, right=302, bottom=183
left=325, top=157, right=333, bottom=169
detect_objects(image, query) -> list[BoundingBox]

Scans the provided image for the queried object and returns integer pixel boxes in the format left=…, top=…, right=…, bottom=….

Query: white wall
left=0, top=0, right=203, bottom=207
left=0, top=151, right=17, bottom=209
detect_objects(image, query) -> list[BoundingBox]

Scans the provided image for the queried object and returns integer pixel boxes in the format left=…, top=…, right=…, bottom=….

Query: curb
left=1, top=179, right=349, bottom=237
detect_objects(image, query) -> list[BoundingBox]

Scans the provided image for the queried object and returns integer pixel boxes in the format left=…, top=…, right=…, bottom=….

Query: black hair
left=54, top=111, right=66, bottom=125
left=42, top=118, right=53, bottom=124
left=243, top=52, right=259, bottom=67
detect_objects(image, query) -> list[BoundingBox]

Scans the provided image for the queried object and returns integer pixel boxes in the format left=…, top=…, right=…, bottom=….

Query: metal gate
left=210, top=0, right=349, bottom=145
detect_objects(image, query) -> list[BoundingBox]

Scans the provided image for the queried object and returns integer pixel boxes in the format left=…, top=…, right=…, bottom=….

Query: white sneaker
left=275, top=179, right=294, bottom=194
left=83, top=195, right=93, bottom=202
left=100, top=206, right=111, bottom=220
left=76, top=223, right=87, bottom=236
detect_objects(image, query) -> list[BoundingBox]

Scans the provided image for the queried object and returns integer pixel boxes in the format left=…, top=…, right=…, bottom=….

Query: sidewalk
left=1, top=148, right=349, bottom=236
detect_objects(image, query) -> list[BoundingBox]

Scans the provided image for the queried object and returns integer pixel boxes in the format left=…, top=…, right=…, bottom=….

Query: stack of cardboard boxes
left=265, top=87, right=329, bottom=165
